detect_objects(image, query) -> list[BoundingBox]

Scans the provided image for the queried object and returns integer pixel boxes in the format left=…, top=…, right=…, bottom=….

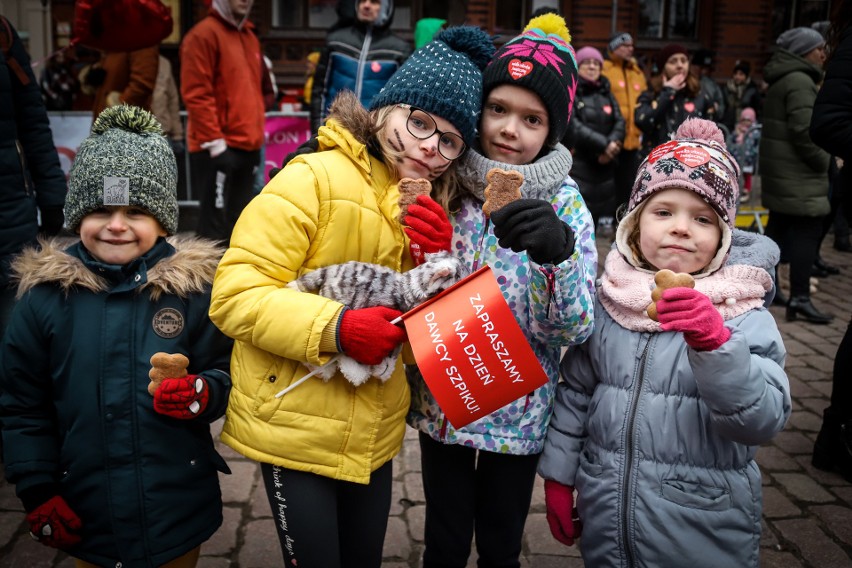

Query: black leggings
left=260, top=461, right=392, bottom=568
left=419, top=432, right=539, bottom=568
left=189, top=148, right=260, bottom=243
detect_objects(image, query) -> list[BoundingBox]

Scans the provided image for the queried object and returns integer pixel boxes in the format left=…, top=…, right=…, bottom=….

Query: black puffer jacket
left=811, top=27, right=852, bottom=219
left=0, top=17, right=66, bottom=286
left=635, top=84, right=711, bottom=159
left=309, top=0, right=411, bottom=133
left=563, top=75, right=625, bottom=220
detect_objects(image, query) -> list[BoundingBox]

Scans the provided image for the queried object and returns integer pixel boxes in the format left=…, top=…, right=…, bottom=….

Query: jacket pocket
left=579, top=449, right=604, bottom=477
left=661, top=478, right=731, bottom=511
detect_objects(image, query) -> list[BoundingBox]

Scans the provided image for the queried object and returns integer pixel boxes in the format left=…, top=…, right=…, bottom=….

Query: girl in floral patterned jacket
left=404, top=13, right=597, bottom=568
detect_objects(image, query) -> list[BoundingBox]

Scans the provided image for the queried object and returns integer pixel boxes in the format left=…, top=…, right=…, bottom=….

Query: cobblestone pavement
left=2, top=224, right=851, bottom=567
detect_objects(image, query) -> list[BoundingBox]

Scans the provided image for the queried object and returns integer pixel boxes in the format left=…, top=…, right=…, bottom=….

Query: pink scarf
left=598, top=250, right=774, bottom=332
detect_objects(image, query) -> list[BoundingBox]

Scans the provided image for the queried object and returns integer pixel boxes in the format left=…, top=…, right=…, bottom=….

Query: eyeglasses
left=398, top=104, right=466, bottom=161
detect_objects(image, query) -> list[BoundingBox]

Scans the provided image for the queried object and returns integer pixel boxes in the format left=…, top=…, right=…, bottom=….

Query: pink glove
left=339, top=306, right=407, bottom=365
left=153, top=375, right=209, bottom=419
left=657, top=287, right=731, bottom=351
left=404, top=195, right=453, bottom=265
left=26, top=495, right=83, bottom=549
left=544, top=479, right=581, bottom=546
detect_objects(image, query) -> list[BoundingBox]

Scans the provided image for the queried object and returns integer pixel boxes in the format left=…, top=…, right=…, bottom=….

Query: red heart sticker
left=684, top=101, right=695, bottom=113
left=674, top=146, right=711, bottom=167
left=648, top=140, right=678, bottom=164
left=603, top=105, right=612, bottom=115
left=371, top=61, right=381, bottom=73
left=508, top=59, right=533, bottom=80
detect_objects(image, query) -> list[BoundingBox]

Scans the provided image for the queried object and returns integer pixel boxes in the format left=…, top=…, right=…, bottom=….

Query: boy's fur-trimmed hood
left=11, top=235, right=224, bottom=301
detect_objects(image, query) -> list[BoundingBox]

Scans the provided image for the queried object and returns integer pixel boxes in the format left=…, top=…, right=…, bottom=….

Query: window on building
left=770, top=0, right=831, bottom=40
left=494, top=0, right=527, bottom=36
left=638, top=0, right=699, bottom=40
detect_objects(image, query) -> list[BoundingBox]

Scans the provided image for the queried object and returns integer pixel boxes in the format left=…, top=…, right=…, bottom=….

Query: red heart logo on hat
left=603, top=105, right=612, bottom=115
left=684, top=101, right=695, bottom=113
left=508, top=59, right=533, bottom=80
left=674, top=146, right=710, bottom=167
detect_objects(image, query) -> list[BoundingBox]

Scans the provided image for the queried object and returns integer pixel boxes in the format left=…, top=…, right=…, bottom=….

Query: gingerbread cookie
left=148, top=352, right=190, bottom=395
left=646, top=269, right=696, bottom=321
left=483, top=168, right=523, bottom=217
left=398, top=177, right=432, bottom=223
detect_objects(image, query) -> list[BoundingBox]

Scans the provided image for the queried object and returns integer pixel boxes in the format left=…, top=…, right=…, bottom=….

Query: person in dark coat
left=0, top=15, right=66, bottom=337
left=563, top=45, right=625, bottom=229
left=722, top=60, right=763, bottom=132
left=759, top=26, right=832, bottom=323
left=310, top=0, right=411, bottom=133
left=0, top=105, right=233, bottom=567
left=635, top=44, right=713, bottom=160
left=809, top=0, right=852, bottom=482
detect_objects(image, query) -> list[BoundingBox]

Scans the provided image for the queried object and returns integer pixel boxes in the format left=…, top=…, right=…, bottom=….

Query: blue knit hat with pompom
left=369, top=26, right=495, bottom=145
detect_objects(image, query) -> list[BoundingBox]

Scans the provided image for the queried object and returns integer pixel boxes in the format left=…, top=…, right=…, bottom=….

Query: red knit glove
left=153, top=375, right=209, bottom=419
left=657, top=287, right=731, bottom=351
left=339, top=306, right=406, bottom=365
left=544, top=480, right=581, bottom=546
left=26, top=495, right=82, bottom=549
left=404, top=195, right=453, bottom=265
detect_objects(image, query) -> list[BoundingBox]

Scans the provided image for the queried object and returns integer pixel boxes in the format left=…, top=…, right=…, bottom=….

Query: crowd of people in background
left=1, top=0, right=851, bottom=566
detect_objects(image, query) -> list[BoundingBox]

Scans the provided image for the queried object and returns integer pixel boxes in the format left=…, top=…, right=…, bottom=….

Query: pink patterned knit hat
left=615, top=118, right=741, bottom=276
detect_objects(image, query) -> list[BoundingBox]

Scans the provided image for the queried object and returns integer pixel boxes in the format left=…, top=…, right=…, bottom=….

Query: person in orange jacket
left=180, top=0, right=265, bottom=243
left=601, top=32, right=647, bottom=211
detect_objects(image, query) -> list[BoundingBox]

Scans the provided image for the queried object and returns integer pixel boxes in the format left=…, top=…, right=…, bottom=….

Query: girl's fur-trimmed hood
left=11, top=235, right=224, bottom=301
left=325, top=90, right=375, bottom=146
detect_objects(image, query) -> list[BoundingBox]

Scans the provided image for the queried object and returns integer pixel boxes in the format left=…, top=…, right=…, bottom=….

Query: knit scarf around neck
left=456, top=143, right=573, bottom=202
left=598, top=249, right=774, bottom=332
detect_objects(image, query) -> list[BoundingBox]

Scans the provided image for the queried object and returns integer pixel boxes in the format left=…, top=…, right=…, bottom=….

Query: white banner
left=48, top=112, right=93, bottom=181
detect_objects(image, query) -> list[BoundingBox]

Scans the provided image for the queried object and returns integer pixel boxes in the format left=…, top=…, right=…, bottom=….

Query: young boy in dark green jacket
left=0, top=105, right=232, bottom=567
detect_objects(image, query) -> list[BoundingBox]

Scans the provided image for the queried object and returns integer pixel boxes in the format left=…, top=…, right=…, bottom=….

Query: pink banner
left=263, top=115, right=312, bottom=183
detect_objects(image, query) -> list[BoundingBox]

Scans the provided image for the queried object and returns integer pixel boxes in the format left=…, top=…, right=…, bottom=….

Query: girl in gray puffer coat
left=538, top=118, right=791, bottom=568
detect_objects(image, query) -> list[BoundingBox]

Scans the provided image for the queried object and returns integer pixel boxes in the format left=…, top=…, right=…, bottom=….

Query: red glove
left=657, top=287, right=731, bottom=351
left=544, top=480, right=581, bottom=546
left=339, top=306, right=406, bottom=365
left=26, top=495, right=82, bottom=549
left=404, top=195, right=453, bottom=265
left=153, top=375, right=209, bottom=419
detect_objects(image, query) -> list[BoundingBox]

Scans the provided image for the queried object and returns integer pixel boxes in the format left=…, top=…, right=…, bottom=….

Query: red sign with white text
left=402, top=266, right=548, bottom=429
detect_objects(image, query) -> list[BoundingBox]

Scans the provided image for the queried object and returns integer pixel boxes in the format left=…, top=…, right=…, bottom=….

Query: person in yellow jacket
left=208, top=26, right=494, bottom=568
left=601, top=31, right=647, bottom=211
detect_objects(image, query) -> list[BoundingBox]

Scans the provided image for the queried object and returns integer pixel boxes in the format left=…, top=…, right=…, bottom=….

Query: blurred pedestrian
left=564, top=45, right=625, bottom=231
left=760, top=26, right=832, bottom=323
left=79, top=45, right=159, bottom=117
left=690, top=48, right=725, bottom=124
left=722, top=59, right=762, bottom=132
left=181, top=0, right=265, bottom=243
left=601, top=32, right=646, bottom=211
left=635, top=44, right=712, bottom=159
left=810, top=0, right=852, bottom=482
left=726, top=107, right=761, bottom=203
left=310, top=0, right=411, bottom=134
left=0, top=14, right=66, bottom=337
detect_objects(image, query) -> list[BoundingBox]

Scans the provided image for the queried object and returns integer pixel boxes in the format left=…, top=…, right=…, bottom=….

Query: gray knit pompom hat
left=65, top=105, right=178, bottom=235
